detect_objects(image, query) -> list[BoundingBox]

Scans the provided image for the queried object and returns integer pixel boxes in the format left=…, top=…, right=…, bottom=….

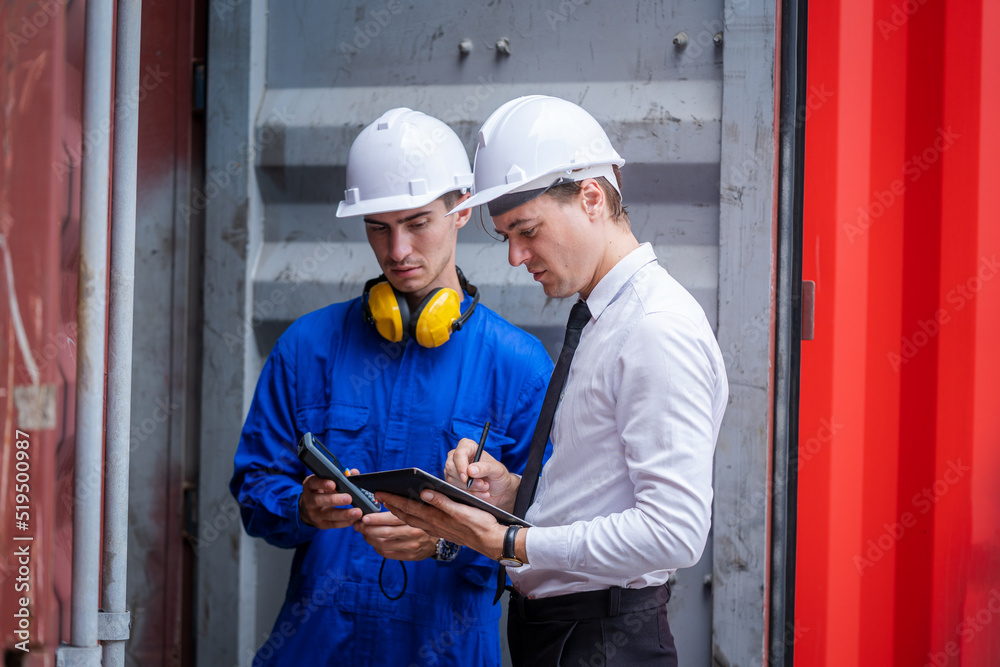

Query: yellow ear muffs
left=411, top=288, right=462, bottom=348
left=365, top=280, right=410, bottom=343
left=362, top=268, right=480, bottom=347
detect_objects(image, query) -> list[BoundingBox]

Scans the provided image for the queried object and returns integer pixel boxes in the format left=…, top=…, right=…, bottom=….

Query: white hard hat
left=450, top=95, right=625, bottom=216
left=336, top=108, right=474, bottom=218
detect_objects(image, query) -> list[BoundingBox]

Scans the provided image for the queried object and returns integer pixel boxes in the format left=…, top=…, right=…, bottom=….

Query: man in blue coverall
left=230, top=108, right=553, bottom=666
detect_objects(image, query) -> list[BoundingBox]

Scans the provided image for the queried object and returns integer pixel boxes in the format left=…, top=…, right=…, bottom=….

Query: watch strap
left=502, top=525, right=521, bottom=561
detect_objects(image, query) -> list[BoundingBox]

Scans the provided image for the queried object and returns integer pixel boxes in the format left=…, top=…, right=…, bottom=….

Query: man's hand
left=378, top=490, right=509, bottom=563
left=354, top=511, right=437, bottom=561
left=444, top=438, right=520, bottom=513
left=299, top=473, right=364, bottom=529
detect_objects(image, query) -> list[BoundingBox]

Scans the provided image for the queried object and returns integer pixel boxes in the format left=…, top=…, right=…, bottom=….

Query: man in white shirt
left=377, top=96, right=729, bottom=666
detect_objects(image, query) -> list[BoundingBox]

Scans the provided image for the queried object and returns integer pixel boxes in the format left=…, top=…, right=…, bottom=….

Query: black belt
left=507, top=583, right=671, bottom=623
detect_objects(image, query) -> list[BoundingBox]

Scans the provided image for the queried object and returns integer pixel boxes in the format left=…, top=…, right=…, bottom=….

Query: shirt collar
left=583, top=243, right=657, bottom=320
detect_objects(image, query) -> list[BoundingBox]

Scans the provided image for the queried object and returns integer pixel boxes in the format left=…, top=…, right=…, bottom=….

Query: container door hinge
left=801, top=280, right=815, bottom=340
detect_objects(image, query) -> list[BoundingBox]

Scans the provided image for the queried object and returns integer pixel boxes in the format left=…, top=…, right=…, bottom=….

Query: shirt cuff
left=523, top=524, right=570, bottom=571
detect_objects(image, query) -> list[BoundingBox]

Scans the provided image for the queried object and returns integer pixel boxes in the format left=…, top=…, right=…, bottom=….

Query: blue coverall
left=231, top=294, right=552, bottom=666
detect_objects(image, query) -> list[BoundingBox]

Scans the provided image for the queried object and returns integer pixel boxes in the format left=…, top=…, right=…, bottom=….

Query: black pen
left=467, top=421, right=491, bottom=490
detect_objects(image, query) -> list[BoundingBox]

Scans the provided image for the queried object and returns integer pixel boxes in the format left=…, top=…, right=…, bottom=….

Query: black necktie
left=495, top=299, right=591, bottom=603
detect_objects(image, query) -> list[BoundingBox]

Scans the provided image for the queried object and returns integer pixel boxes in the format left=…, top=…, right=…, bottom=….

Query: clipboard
left=348, top=468, right=533, bottom=528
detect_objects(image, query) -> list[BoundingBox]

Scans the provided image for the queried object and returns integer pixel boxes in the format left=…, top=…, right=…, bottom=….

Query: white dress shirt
left=509, top=243, right=729, bottom=599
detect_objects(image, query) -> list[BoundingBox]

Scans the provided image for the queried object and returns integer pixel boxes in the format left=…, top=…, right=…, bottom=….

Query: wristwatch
left=498, top=525, right=524, bottom=568
left=433, top=538, right=460, bottom=562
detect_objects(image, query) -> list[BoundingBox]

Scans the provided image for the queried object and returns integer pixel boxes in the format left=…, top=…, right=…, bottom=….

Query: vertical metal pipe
left=102, top=0, right=143, bottom=664
left=72, top=0, right=115, bottom=651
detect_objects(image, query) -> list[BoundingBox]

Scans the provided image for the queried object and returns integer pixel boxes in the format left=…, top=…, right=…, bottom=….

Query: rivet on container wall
left=673, top=31, right=689, bottom=48
left=458, top=39, right=473, bottom=56
left=713, top=31, right=723, bottom=47
left=495, top=37, right=511, bottom=55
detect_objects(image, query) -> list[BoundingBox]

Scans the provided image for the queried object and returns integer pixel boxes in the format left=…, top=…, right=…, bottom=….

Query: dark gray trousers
left=506, top=584, right=677, bottom=667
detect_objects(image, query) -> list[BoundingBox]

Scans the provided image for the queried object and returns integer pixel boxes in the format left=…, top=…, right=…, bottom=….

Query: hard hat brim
left=447, top=162, right=623, bottom=217
left=446, top=181, right=522, bottom=216
left=337, top=190, right=460, bottom=218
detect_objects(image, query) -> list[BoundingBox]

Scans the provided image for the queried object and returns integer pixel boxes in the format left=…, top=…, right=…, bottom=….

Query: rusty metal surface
left=2, top=0, right=204, bottom=663
left=123, top=0, right=204, bottom=664
left=1, top=0, right=85, bottom=662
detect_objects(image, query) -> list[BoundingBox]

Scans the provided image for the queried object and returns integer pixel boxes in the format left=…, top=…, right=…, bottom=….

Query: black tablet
left=348, top=468, right=532, bottom=528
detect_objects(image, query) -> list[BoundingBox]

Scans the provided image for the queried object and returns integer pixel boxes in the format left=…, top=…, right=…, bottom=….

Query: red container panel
left=797, top=0, right=1000, bottom=664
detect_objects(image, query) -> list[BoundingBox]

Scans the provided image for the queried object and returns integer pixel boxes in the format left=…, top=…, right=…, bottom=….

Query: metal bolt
left=703, top=574, right=713, bottom=588
left=673, top=31, right=689, bottom=48
left=713, top=31, right=723, bottom=47
left=458, top=39, right=473, bottom=55
left=495, top=37, right=511, bottom=55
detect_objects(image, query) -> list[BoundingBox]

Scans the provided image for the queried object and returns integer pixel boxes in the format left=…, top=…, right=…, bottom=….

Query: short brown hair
left=544, top=165, right=629, bottom=227
left=439, top=190, right=464, bottom=211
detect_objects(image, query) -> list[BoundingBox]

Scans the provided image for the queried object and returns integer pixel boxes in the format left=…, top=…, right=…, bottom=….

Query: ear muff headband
left=451, top=266, right=479, bottom=333
left=362, top=268, right=479, bottom=348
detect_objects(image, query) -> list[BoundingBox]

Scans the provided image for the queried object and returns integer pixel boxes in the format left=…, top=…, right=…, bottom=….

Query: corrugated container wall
left=796, top=0, right=1000, bottom=665
left=1, top=0, right=205, bottom=662
left=198, top=0, right=777, bottom=665
left=1, top=0, right=85, bottom=661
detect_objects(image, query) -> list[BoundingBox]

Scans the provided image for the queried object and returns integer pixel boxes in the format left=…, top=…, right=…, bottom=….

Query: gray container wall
left=199, top=0, right=775, bottom=665
left=254, top=4, right=724, bottom=353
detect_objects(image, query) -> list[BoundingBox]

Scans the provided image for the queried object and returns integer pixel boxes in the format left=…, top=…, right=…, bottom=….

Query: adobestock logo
left=844, top=126, right=961, bottom=244
left=338, top=0, right=404, bottom=63
left=853, top=459, right=970, bottom=575
left=888, top=255, right=999, bottom=372
left=924, top=589, right=1000, bottom=667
